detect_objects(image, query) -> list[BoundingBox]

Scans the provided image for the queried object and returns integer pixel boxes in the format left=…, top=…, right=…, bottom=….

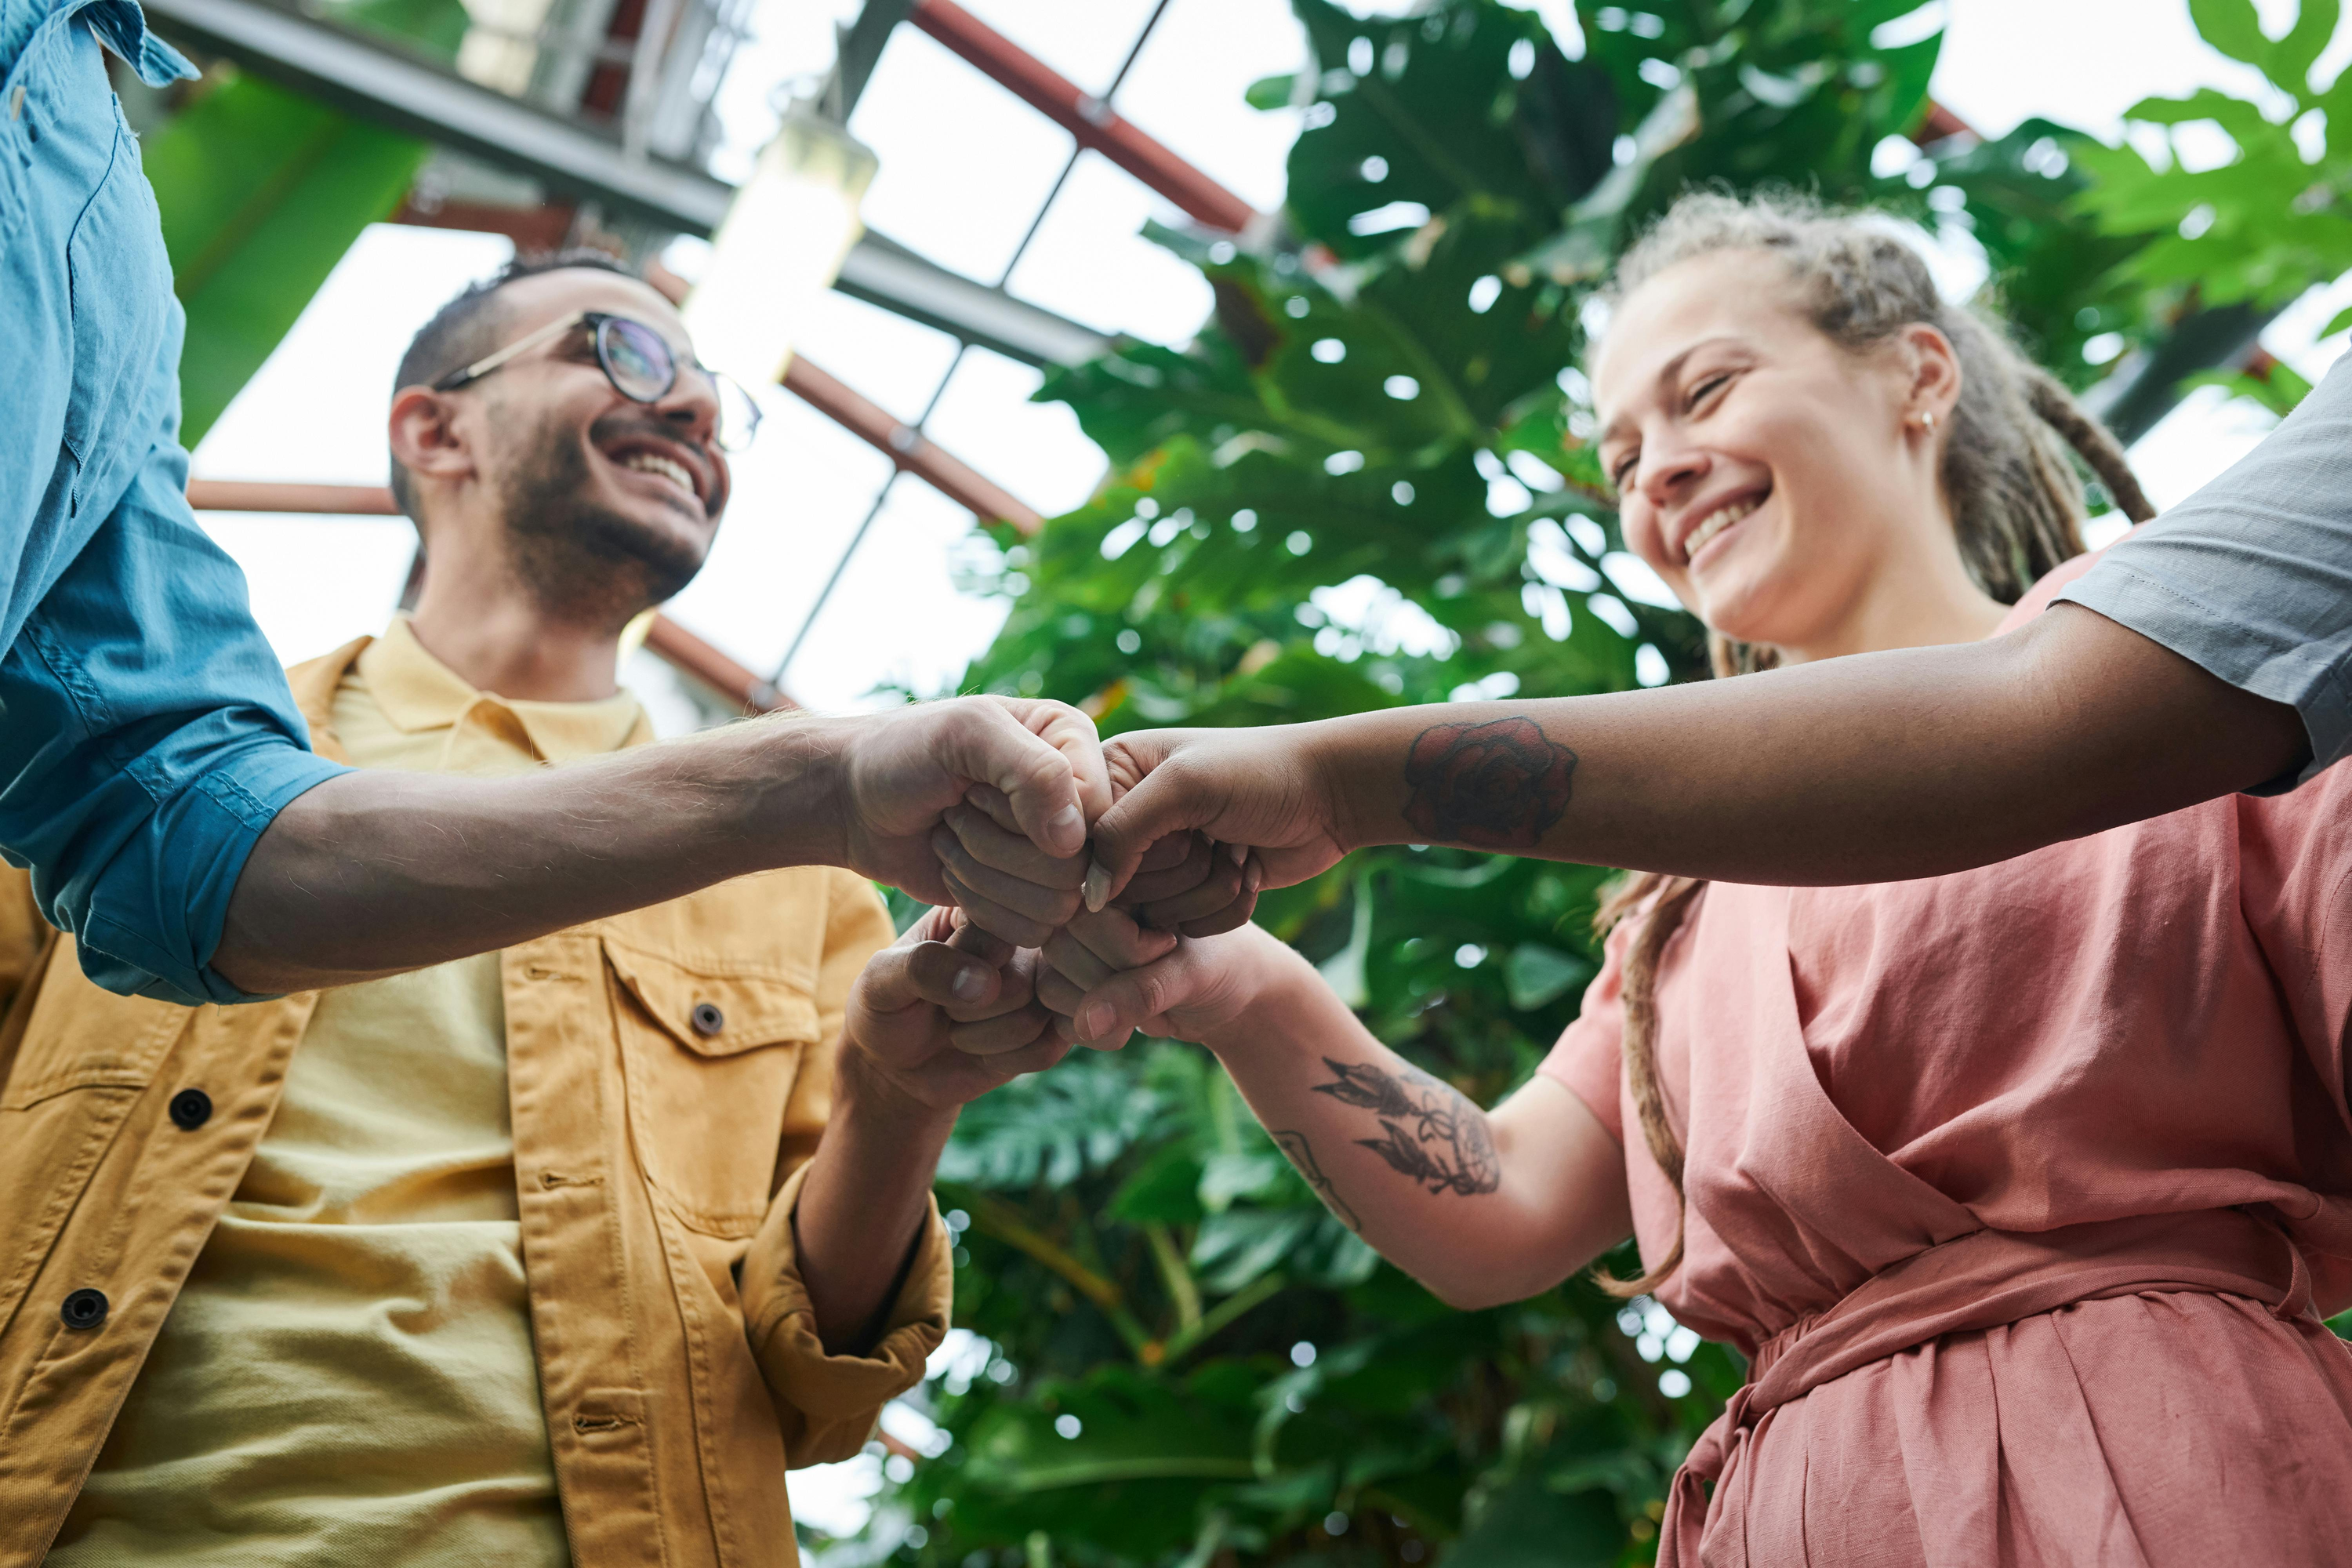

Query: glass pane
left=921, top=346, right=1108, bottom=520
left=786, top=285, right=964, bottom=424
left=666, top=390, right=897, bottom=677
left=850, top=25, right=1075, bottom=283
left=959, top=0, right=1159, bottom=96
left=1004, top=151, right=1214, bottom=343
left=1107, top=0, right=1311, bottom=215
left=195, top=223, right=518, bottom=485
left=198, top=515, right=417, bottom=666
left=780, top=480, right=1013, bottom=710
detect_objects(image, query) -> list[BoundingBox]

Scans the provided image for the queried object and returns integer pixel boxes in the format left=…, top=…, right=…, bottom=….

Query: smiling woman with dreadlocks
left=976, top=192, right=2352, bottom=1567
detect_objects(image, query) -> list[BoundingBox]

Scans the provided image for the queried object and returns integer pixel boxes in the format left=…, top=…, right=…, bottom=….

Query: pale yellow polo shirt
left=53, top=619, right=653, bottom=1566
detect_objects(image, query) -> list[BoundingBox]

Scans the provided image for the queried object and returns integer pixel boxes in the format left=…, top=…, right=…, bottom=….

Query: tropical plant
left=816, top=2, right=2336, bottom=1565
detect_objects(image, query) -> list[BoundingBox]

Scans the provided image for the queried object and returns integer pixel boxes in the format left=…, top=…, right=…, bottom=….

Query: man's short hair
left=387, top=249, right=638, bottom=521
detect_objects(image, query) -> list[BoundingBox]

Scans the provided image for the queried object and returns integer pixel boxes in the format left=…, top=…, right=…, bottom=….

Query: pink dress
left=1542, top=583, right=2352, bottom=1566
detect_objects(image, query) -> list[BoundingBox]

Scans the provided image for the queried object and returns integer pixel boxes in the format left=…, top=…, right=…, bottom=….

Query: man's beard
left=495, top=408, right=713, bottom=631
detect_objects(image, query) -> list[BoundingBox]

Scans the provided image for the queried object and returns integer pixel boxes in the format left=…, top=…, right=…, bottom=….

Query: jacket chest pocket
left=604, top=940, right=818, bottom=1238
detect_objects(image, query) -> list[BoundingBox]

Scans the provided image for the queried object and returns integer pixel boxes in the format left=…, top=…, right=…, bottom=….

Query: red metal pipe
left=909, top=0, right=1259, bottom=235
left=183, top=480, right=792, bottom=713
left=639, top=260, right=1045, bottom=534
left=781, top=357, right=1043, bottom=534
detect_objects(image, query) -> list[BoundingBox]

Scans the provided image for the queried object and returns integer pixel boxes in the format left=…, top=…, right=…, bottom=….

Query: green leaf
left=1192, top=1209, right=1316, bottom=1293
left=2270, top=0, right=2340, bottom=93
left=2188, top=0, right=2276, bottom=68
left=1504, top=942, right=1593, bottom=1011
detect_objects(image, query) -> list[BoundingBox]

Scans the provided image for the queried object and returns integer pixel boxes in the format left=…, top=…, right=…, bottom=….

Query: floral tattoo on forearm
left=1312, top=1058, right=1500, bottom=1197
left=1272, top=1130, right=1360, bottom=1232
left=1401, top=716, right=1576, bottom=850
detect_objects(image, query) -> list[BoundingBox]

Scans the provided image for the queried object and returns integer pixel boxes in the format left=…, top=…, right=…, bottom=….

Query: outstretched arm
left=215, top=696, right=1108, bottom=994
left=1034, top=915, right=1630, bottom=1310
left=1083, top=604, right=2304, bottom=906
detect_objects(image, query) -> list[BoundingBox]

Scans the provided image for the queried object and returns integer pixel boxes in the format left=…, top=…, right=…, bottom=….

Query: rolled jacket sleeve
left=739, top=1159, right=953, bottom=1468
left=0, top=437, right=347, bottom=1005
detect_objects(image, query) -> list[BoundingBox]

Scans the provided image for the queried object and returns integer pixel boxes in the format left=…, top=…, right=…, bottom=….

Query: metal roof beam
left=141, top=0, right=1111, bottom=368
left=909, top=0, right=1261, bottom=236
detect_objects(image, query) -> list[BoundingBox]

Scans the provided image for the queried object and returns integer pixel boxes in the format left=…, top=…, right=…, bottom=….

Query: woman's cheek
left=1621, top=506, right=1697, bottom=609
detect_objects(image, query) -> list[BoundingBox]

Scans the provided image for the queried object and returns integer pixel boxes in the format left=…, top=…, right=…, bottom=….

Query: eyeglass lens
left=594, top=315, right=761, bottom=452
left=597, top=317, right=675, bottom=401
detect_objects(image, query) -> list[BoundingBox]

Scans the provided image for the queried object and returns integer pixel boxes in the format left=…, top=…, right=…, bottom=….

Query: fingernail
left=1078, top=1002, right=1111, bottom=1040
left=1246, top=859, right=1263, bottom=893
left=1229, top=840, right=1247, bottom=866
left=1083, top=860, right=1112, bottom=913
left=1050, top=804, right=1083, bottom=840
left=952, top=967, right=987, bottom=1001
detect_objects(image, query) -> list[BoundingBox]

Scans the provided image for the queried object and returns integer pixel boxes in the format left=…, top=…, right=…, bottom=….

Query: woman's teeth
left=619, top=451, right=695, bottom=497
left=1684, top=495, right=1760, bottom=561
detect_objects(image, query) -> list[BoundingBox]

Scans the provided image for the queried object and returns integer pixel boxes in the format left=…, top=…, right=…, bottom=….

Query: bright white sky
left=194, top=0, right=2352, bottom=728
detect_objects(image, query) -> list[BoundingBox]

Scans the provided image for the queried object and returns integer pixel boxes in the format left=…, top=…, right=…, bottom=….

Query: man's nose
left=656, top=369, right=721, bottom=441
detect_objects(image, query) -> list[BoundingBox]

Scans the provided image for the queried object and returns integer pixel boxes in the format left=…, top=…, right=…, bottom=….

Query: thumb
left=1067, top=944, right=1196, bottom=1044
left=1083, top=736, right=1190, bottom=912
left=936, top=699, right=1089, bottom=859
left=855, top=935, right=1002, bottom=1024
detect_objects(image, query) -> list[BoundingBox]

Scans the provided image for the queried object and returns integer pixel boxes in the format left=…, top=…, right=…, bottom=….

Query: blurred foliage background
left=837, top=2, right=2352, bottom=1564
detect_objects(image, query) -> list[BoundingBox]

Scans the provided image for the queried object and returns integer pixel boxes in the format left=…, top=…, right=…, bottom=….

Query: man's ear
left=388, top=387, right=474, bottom=492
left=1897, top=322, right=1963, bottom=427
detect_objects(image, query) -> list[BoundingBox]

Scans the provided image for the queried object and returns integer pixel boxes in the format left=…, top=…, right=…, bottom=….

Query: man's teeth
left=619, top=452, right=694, bottom=496
left=1684, top=495, right=1760, bottom=561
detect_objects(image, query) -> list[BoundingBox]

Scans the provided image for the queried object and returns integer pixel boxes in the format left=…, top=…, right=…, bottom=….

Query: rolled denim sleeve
left=0, top=437, right=347, bottom=1004
left=2058, top=356, right=2352, bottom=787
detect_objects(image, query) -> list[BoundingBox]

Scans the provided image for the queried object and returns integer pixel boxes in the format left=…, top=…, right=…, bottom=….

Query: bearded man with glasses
left=0, top=253, right=1138, bottom=1566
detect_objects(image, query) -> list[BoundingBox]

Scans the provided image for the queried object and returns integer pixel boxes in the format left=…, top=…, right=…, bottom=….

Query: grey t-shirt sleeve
left=2057, top=354, right=2352, bottom=786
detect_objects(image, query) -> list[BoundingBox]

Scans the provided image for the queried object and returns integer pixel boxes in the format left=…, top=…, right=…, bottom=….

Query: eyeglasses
left=432, top=310, right=764, bottom=452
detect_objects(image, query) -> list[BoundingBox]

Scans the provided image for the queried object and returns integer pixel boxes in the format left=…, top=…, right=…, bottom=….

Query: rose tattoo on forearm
left=1401, top=716, right=1576, bottom=850
left=1312, top=1058, right=1499, bottom=1197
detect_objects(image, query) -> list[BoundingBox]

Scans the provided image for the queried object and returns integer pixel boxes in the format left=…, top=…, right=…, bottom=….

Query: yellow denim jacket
left=0, top=637, right=951, bottom=1566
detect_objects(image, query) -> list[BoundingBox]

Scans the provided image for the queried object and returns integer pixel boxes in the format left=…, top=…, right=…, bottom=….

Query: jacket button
left=168, top=1087, right=212, bottom=1130
left=60, top=1289, right=108, bottom=1330
left=690, top=1002, right=724, bottom=1037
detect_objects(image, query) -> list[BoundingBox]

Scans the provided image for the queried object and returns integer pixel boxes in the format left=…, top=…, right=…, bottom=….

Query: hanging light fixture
left=683, top=102, right=878, bottom=390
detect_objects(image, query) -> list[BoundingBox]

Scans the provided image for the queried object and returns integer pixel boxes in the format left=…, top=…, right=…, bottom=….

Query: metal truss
left=141, top=0, right=1112, bottom=368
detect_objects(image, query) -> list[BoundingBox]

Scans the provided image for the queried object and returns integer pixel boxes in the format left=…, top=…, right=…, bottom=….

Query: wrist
left=1305, top=714, right=1392, bottom=855
left=834, top=1035, right=960, bottom=1145
left=736, top=713, right=857, bottom=871
left=1199, top=929, right=1323, bottom=1058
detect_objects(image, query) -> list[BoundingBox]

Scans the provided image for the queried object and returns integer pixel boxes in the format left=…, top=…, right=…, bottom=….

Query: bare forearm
left=1318, top=606, right=2306, bottom=884
left=793, top=1049, right=956, bottom=1355
left=1201, top=942, right=1625, bottom=1308
left=213, top=716, right=851, bottom=993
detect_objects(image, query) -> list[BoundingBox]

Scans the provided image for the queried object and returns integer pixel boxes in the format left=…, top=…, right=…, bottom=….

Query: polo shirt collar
left=358, top=616, right=654, bottom=762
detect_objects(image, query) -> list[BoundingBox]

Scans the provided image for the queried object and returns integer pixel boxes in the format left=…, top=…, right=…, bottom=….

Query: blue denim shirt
left=0, top=1, right=348, bottom=1004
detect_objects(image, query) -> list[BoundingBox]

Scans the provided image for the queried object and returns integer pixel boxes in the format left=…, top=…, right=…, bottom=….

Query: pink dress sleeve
left=2238, top=763, right=2352, bottom=1115
left=1537, top=918, right=1632, bottom=1145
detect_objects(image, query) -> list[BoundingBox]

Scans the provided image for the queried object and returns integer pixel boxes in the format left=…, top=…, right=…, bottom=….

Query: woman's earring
left=1916, top=410, right=1939, bottom=433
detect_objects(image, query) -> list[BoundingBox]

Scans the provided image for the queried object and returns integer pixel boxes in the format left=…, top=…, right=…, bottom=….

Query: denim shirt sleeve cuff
left=74, top=745, right=350, bottom=1005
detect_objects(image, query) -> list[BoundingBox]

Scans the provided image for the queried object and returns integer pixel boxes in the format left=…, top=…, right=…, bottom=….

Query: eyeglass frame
left=429, top=310, right=764, bottom=452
